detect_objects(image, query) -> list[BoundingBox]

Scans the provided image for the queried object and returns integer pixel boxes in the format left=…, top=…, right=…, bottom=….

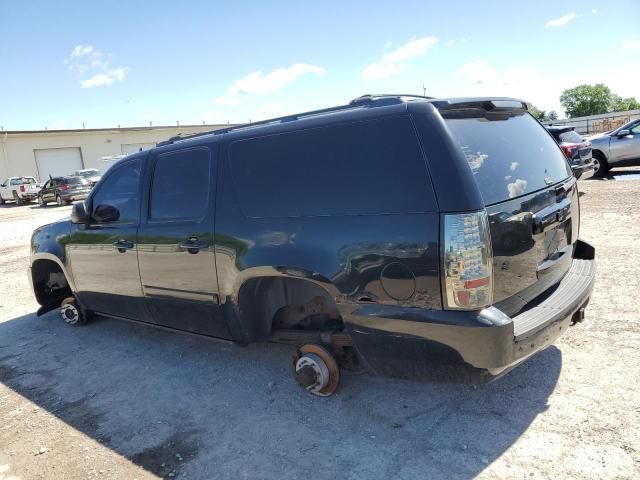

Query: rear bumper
left=340, top=240, right=596, bottom=382
left=572, top=160, right=595, bottom=180
left=62, top=192, right=89, bottom=202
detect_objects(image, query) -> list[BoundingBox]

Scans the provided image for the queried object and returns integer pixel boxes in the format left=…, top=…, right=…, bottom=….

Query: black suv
left=38, top=175, right=92, bottom=207
left=29, top=95, right=595, bottom=395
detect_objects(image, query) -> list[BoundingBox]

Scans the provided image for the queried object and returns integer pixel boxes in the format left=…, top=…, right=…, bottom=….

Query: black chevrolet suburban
left=29, top=95, right=595, bottom=396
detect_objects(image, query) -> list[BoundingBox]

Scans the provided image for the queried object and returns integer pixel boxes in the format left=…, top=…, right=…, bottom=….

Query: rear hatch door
left=443, top=104, right=578, bottom=316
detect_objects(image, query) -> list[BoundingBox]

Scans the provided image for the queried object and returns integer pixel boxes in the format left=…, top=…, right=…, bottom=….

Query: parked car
left=0, top=176, right=42, bottom=205
left=546, top=125, right=595, bottom=180
left=29, top=95, right=596, bottom=396
left=74, top=168, right=101, bottom=186
left=588, top=118, right=640, bottom=177
left=37, top=176, right=92, bottom=207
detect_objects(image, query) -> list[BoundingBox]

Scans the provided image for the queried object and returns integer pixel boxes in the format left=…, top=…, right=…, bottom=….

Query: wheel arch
left=30, top=254, right=77, bottom=313
left=228, top=267, right=342, bottom=343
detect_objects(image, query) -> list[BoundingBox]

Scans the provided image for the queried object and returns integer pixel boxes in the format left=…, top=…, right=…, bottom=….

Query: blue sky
left=1, top=0, right=639, bottom=130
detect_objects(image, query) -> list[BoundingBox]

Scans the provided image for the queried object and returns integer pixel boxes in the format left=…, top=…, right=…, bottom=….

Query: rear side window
left=150, top=147, right=210, bottom=220
left=558, top=130, right=583, bottom=143
left=229, top=116, right=435, bottom=217
left=445, top=112, right=571, bottom=205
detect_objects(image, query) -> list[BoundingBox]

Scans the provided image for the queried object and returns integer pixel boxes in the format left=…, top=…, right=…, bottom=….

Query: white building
left=0, top=123, right=228, bottom=181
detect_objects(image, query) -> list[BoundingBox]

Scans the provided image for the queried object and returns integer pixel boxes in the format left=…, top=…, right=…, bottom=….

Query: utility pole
left=422, top=80, right=427, bottom=97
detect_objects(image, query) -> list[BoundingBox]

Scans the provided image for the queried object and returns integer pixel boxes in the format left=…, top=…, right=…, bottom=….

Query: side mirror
left=70, top=201, right=89, bottom=224
left=92, top=204, right=120, bottom=223
left=617, top=129, right=631, bottom=137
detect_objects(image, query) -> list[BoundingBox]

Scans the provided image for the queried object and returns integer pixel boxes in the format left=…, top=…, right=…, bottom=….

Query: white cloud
left=507, top=179, right=528, bottom=198
left=65, top=44, right=128, bottom=88
left=510, top=162, right=520, bottom=172
left=215, top=63, right=325, bottom=105
left=545, top=13, right=577, bottom=28
left=592, top=9, right=599, bottom=14
left=623, top=39, right=640, bottom=50
left=80, top=68, right=128, bottom=88
left=361, top=36, right=439, bottom=80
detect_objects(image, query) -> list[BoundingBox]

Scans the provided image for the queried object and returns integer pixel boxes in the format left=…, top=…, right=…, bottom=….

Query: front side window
left=630, top=123, right=640, bottom=135
left=150, top=148, right=211, bottom=220
left=91, top=158, right=141, bottom=224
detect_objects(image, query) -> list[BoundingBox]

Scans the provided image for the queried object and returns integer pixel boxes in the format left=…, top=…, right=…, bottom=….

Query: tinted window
left=65, top=177, right=88, bottom=185
left=91, top=159, right=141, bottom=224
left=445, top=112, right=571, bottom=205
left=150, top=148, right=210, bottom=220
left=558, top=130, right=583, bottom=143
left=229, top=116, right=435, bottom=217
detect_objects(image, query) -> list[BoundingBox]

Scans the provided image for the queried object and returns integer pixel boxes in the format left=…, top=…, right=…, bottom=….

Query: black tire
left=56, top=194, right=66, bottom=207
left=38, top=195, right=47, bottom=207
left=12, top=191, right=23, bottom=206
left=592, top=152, right=608, bottom=178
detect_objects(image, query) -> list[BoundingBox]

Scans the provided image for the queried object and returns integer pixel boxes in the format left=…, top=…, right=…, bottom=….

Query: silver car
left=588, top=119, right=640, bottom=177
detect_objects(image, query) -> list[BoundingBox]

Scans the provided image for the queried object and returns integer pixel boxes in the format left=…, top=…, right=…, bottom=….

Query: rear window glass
left=558, top=130, right=583, bottom=143
left=10, top=177, right=35, bottom=185
left=445, top=112, right=571, bottom=205
left=229, top=116, right=435, bottom=218
left=65, top=177, right=87, bottom=185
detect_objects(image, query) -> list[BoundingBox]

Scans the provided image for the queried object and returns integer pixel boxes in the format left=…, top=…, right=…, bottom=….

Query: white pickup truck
left=0, top=176, right=43, bottom=205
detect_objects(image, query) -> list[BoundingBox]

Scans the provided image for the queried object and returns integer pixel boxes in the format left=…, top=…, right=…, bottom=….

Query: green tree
left=528, top=105, right=559, bottom=122
left=610, top=94, right=640, bottom=112
left=560, top=84, right=612, bottom=118
left=528, top=105, right=547, bottom=120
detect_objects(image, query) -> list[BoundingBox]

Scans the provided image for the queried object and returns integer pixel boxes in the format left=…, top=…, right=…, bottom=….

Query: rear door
left=444, top=108, right=576, bottom=316
left=137, top=144, right=229, bottom=338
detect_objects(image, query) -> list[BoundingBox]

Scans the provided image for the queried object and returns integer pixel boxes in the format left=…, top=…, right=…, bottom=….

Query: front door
left=41, top=179, right=56, bottom=203
left=68, top=156, right=148, bottom=321
left=137, top=145, right=229, bottom=338
left=610, top=121, right=640, bottom=163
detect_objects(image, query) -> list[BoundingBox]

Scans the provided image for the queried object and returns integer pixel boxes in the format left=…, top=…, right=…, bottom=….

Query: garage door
left=34, top=147, right=83, bottom=180
left=121, top=143, right=156, bottom=155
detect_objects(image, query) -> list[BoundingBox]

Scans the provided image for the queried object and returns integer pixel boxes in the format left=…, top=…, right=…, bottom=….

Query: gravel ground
left=1, top=171, right=639, bottom=480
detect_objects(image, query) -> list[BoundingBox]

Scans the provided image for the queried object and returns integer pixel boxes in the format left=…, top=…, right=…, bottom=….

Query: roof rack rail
left=157, top=94, right=433, bottom=145
left=349, top=94, right=435, bottom=105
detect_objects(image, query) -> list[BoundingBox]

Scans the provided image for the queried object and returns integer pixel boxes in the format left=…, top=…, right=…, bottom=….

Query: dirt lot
left=1, top=171, right=639, bottom=480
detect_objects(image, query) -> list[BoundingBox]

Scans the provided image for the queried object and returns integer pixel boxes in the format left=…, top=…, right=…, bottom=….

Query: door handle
left=113, top=239, right=134, bottom=253
left=179, top=237, right=209, bottom=254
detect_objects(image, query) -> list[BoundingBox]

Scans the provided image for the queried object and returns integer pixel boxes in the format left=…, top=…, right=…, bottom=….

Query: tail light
left=19, top=185, right=25, bottom=192
left=560, top=145, right=577, bottom=159
left=441, top=210, right=493, bottom=310
left=61, top=184, right=70, bottom=191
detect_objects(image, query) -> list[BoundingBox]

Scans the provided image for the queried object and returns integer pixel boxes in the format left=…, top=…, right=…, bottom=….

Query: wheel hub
left=60, top=303, right=79, bottom=325
left=292, top=344, right=340, bottom=397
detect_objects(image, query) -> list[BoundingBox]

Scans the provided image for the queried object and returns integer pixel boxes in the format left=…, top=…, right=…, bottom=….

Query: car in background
left=74, top=168, right=101, bottom=186
left=0, top=176, right=42, bottom=205
left=546, top=126, right=595, bottom=180
left=588, top=118, right=640, bottom=177
left=38, top=176, right=92, bottom=207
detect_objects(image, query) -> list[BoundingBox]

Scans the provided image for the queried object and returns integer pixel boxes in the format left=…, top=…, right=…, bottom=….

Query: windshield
left=78, top=169, right=99, bottom=177
left=444, top=111, right=572, bottom=205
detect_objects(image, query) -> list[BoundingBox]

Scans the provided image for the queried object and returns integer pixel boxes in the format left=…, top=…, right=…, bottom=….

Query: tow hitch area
left=571, top=306, right=587, bottom=325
